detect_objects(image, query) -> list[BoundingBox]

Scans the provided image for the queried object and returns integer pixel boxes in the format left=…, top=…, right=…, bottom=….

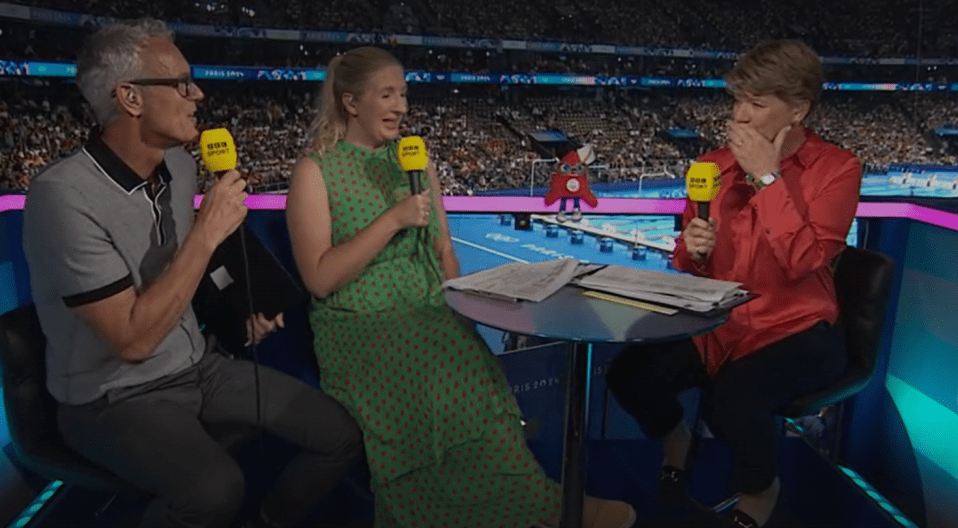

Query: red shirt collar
left=792, top=128, right=826, bottom=169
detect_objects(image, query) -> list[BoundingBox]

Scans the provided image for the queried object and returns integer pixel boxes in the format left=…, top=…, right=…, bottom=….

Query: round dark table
left=445, top=284, right=733, bottom=528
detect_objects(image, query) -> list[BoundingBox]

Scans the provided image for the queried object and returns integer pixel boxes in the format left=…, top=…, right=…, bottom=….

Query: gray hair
left=76, top=18, right=174, bottom=126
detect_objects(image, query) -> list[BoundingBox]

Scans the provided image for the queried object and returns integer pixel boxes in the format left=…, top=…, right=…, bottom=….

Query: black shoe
left=656, top=464, right=690, bottom=506
left=728, top=510, right=760, bottom=528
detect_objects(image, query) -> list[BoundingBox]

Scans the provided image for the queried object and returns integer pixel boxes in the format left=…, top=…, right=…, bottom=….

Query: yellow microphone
left=686, top=162, right=721, bottom=220
left=199, top=128, right=237, bottom=175
left=398, top=136, right=428, bottom=194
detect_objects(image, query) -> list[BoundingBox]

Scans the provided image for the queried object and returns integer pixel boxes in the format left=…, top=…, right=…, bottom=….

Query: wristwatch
left=756, top=171, right=779, bottom=190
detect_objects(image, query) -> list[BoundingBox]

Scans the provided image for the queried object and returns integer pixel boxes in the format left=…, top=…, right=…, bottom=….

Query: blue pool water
left=453, top=175, right=877, bottom=275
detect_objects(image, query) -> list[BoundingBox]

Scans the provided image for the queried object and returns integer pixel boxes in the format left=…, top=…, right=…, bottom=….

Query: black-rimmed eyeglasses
left=117, top=75, right=199, bottom=99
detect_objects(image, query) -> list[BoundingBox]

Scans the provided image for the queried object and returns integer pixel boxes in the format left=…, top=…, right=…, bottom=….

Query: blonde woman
left=286, top=46, right=635, bottom=528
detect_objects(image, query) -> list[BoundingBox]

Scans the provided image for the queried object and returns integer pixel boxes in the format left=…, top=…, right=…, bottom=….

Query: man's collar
left=83, top=134, right=172, bottom=193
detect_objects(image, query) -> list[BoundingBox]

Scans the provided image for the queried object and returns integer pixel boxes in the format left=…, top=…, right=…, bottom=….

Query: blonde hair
left=307, top=47, right=402, bottom=156
left=725, top=39, right=823, bottom=113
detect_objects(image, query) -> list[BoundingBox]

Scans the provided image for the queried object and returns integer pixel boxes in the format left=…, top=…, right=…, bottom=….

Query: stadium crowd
left=0, top=83, right=93, bottom=193
left=8, top=0, right=958, bottom=58
left=2, top=0, right=954, bottom=192
left=3, top=2, right=953, bottom=84
left=1, top=80, right=947, bottom=195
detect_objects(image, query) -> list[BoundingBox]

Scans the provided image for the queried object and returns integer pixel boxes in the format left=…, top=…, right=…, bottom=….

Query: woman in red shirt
left=606, top=40, right=861, bottom=528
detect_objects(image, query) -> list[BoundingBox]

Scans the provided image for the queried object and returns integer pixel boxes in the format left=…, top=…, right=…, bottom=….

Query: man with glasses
left=22, top=18, right=363, bottom=528
left=112, top=74, right=199, bottom=98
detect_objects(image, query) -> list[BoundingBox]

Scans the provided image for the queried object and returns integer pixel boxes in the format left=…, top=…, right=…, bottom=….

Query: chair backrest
left=781, top=246, right=895, bottom=417
left=0, top=304, right=256, bottom=496
left=0, top=303, right=136, bottom=494
left=0, top=304, right=60, bottom=462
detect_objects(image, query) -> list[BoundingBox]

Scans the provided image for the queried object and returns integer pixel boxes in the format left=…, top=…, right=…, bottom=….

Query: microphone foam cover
left=200, top=128, right=237, bottom=173
left=398, top=136, right=428, bottom=172
left=686, top=162, right=721, bottom=202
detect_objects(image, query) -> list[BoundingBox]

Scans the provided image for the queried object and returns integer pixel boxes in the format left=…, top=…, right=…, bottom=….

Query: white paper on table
left=442, top=258, right=580, bottom=302
left=575, top=265, right=748, bottom=312
left=572, top=263, right=605, bottom=278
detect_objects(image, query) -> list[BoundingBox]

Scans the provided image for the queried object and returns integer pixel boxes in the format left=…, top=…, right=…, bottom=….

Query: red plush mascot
left=544, top=144, right=598, bottom=222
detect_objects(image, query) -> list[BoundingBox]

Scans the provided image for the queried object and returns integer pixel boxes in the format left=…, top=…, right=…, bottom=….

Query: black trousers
left=58, top=350, right=364, bottom=528
left=605, top=321, right=846, bottom=493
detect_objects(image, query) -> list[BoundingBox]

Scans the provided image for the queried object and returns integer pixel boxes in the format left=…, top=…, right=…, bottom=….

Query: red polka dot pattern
left=309, top=142, right=561, bottom=527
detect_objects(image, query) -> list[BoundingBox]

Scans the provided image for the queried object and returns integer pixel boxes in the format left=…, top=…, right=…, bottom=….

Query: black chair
left=709, top=246, right=895, bottom=513
left=0, top=303, right=254, bottom=502
left=778, top=246, right=894, bottom=422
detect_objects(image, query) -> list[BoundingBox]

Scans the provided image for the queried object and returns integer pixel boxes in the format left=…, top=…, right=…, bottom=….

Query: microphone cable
left=237, top=223, right=264, bottom=442
left=199, top=128, right=264, bottom=447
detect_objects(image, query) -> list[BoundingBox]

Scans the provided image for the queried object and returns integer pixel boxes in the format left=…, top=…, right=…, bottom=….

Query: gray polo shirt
left=23, top=135, right=205, bottom=405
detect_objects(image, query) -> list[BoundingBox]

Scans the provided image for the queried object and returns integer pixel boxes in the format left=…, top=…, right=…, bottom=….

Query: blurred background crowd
left=8, top=0, right=958, bottom=58
left=2, top=81, right=947, bottom=195
left=1, top=0, right=957, bottom=194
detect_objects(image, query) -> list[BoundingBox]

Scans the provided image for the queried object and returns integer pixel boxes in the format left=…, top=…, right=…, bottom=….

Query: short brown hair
left=725, top=40, right=823, bottom=111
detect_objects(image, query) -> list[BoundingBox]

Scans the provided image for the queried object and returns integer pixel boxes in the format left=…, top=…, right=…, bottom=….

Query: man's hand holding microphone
left=196, top=128, right=248, bottom=251
left=685, top=162, right=721, bottom=264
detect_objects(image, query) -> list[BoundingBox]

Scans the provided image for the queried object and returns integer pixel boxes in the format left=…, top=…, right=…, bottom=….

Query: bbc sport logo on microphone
left=687, top=176, right=708, bottom=190
left=204, top=141, right=231, bottom=157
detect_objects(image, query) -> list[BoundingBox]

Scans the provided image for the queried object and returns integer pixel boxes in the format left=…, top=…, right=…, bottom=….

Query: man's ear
left=115, top=84, right=143, bottom=117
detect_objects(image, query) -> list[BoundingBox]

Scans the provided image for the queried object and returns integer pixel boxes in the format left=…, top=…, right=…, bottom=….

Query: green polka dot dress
left=309, top=141, right=561, bottom=527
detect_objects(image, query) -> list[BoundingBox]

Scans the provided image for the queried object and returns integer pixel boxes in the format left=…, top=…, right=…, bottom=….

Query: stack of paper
left=442, top=258, right=580, bottom=302
left=575, top=265, right=748, bottom=313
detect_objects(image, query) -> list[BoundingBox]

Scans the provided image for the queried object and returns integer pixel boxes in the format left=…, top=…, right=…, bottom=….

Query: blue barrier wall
left=1, top=207, right=956, bottom=527
left=873, top=221, right=958, bottom=528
